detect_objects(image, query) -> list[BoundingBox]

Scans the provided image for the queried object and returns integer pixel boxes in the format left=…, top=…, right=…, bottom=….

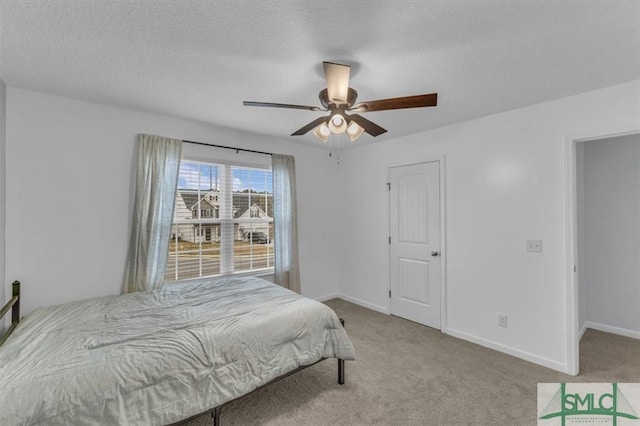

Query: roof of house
left=180, top=192, right=216, bottom=212
left=177, top=190, right=273, bottom=218
left=232, top=192, right=273, bottom=218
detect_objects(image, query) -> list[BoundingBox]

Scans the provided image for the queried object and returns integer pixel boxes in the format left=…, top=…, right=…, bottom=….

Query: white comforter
left=0, top=276, right=355, bottom=425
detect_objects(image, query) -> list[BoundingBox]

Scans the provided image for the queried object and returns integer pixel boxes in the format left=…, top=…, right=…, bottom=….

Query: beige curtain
left=123, top=134, right=182, bottom=293
left=272, top=154, right=300, bottom=293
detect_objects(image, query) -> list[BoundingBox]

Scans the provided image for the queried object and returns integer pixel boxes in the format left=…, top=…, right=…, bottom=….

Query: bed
left=0, top=276, right=355, bottom=425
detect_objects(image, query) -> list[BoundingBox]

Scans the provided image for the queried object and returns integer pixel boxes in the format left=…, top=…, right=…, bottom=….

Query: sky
left=178, top=162, right=273, bottom=193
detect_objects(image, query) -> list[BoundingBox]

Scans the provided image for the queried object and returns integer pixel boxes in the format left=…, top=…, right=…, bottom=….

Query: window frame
left=165, top=155, right=274, bottom=283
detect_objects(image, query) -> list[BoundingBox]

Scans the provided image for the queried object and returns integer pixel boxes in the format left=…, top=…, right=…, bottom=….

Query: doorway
left=568, top=131, right=640, bottom=375
left=577, top=135, right=640, bottom=336
left=388, top=160, right=445, bottom=329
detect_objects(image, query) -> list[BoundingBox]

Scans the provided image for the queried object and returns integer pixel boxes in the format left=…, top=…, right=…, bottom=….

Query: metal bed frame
left=0, top=281, right=20, bottom=347
left=0, top=281, right=347, bottom=425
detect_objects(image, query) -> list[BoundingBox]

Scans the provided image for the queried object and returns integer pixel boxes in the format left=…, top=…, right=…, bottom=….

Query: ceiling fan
left=243, top=61, right=438, bottom=142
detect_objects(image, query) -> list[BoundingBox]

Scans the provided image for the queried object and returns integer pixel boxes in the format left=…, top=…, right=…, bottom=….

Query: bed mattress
left=0, top=276, right=355, bottom=425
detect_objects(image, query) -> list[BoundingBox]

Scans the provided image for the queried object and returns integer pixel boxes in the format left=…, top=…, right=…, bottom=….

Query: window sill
left=164, top=267, right=275, bottom=286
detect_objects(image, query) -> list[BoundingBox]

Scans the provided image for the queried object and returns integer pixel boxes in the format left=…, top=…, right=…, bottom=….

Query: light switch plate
left=526, top=240, right=542, bottom=253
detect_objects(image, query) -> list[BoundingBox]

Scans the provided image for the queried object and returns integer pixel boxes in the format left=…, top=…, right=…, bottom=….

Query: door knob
left=431, top=251, right=440, bottom=257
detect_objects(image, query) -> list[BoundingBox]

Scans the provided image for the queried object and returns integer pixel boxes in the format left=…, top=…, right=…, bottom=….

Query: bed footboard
left=0, top=281, right=20, bottom=347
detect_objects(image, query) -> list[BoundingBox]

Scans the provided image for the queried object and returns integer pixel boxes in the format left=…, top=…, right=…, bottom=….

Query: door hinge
left=574, top=265, right=577, bottom=272
left=389, top=290, right=391, bottom=298
left=389, top=236, right=391, bottom=244
left=386, top=182, right=391, bottom=191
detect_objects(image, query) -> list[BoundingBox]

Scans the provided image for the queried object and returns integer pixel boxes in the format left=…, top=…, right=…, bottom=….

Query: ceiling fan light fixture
left=328, top=114, right=347, bottom=134
left=346, top=121, right=364, bottom=141
left=312, top=123, right=330, bottom=142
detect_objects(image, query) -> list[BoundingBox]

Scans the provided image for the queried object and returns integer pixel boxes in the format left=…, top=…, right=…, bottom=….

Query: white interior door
left=389, top=161, right=441, bottom=328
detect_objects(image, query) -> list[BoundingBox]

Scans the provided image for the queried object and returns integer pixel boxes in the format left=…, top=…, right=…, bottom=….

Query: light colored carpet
left=184, top=299, right=640, bottom=426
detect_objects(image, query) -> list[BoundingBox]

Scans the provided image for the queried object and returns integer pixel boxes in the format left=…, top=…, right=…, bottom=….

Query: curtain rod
left=182, top=139, right=273, bottom=156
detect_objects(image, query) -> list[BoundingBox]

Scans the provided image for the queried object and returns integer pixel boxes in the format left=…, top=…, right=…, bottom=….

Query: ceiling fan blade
left=323, top=62, right=351, bottom=105
left=244, top=101, right=322, bottom=111
left=347, top=114, right=387, bottom=137
left=291, top=115, right=330, bottom=136
left=350, top=93, right=437, bottom=112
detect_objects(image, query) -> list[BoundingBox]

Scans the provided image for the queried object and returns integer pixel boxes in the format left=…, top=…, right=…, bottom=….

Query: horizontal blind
left=165, top=161, right=274, bottom=282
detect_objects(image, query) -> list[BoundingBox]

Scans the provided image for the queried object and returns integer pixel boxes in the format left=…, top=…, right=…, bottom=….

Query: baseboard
left=578, top=323, right=588, bottom=341
left=445, top=327, right=567, bottom=373
left=314, top=293, right=341, bottom=303
left=584, top=321, right=640, bottom=340
left=328, top=295, right=568, bottom=372
left=331, top=293, right=389, bottom=315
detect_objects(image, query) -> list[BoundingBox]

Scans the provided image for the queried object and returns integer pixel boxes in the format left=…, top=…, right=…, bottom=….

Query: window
left=166, top=161, right=274, bottom=282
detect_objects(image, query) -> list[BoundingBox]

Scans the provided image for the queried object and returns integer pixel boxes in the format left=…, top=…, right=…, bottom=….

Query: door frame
left=564, top=127, right=640, bottom=375
left=387, top=155, right=447, bottom=332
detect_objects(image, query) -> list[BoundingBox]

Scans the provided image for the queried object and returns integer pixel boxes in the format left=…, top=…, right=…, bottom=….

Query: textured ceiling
left=1, top=1, right=639, bottom=146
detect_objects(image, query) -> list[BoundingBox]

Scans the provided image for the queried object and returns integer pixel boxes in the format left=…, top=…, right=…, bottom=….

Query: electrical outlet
left=526, top=240, right=542, bottom=253
left=498, top=314, right=508, bottom=328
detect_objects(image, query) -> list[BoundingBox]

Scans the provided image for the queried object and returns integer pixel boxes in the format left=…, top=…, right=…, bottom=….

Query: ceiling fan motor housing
left=319, top=88, right=358, bottom=109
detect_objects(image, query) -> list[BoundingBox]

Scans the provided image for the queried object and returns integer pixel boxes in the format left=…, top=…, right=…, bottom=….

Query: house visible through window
left=166, top=161, right=274, bottom=282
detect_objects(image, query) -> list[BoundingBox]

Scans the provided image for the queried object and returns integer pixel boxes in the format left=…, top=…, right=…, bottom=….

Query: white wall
left=5, top=88, right=341, bottom=315
left=336, top=80, right=640, bottom=372
left=0, top=80, right=5, bottom=315
left=581, top=134, right=640, bottom=336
